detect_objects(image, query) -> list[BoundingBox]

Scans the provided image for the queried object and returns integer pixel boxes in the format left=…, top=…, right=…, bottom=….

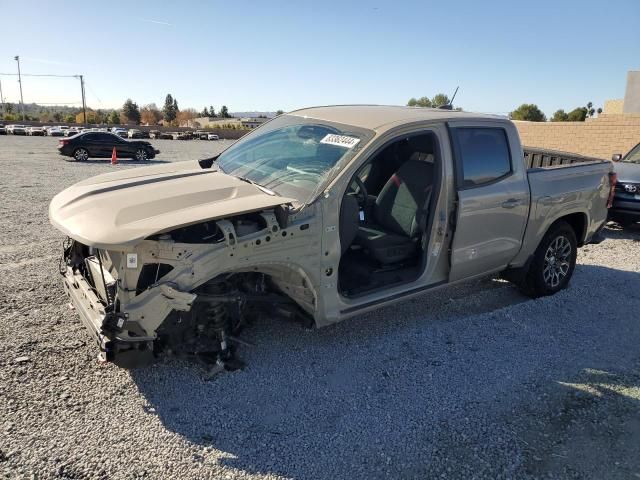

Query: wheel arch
left=550, top=211, right=588, bottom=246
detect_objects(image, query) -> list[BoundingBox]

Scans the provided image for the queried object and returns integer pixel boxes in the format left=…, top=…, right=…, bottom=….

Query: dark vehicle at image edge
left=58, top=132, right=160, bottom=161
left=610, top=142, right=640, bottom=227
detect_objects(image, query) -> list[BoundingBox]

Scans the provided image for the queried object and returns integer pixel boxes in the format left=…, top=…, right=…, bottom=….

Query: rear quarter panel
left=510, top=161, right=612, bottom=267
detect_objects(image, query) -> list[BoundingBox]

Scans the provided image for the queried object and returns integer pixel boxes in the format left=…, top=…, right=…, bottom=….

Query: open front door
left=448, top=125, right=529, bottom=282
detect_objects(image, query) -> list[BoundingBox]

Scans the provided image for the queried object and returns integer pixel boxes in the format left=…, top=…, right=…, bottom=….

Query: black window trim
left=449, top=125, right=513, bottom=191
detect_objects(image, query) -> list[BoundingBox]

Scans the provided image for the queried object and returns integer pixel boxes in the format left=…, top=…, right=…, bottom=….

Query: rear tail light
left=607, top=172, right=617, bottom=208
left=58, top=139, right=69, bottom=147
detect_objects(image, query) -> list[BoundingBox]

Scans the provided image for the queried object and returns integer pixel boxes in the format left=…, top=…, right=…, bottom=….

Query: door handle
left=501, top=198, right=522, bottom=209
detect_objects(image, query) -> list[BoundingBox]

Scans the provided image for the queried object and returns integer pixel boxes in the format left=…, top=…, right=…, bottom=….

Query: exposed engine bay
left=60, top=209, right=318, bottom=371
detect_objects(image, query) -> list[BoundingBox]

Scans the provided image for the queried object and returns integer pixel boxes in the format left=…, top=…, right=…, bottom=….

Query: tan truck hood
left=49, top=160, right=295, bottom=248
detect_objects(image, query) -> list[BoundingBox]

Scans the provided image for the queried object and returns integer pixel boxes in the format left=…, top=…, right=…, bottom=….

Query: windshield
left=623, top=144, right=640, bottom=164
left=217, top=114, right=373, bottom=205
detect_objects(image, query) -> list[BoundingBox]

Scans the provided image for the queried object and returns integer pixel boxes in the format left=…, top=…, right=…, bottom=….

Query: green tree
left=163, top=94, right=177, bottom=123
left=122, top=99, right=141, bottom=124
left=5, top=103, right=13, bottom=114
left=407, top=93, right=452, bottom=108
left=276, top=110, right=284, bottom=116
left=202, top=106, right=209, bottom=117
left=407, top=96, right=432, bottom=107
left=431, top=94, right=450, bottom=108
left=209, top=105, right=216, bottom=117
left=53, top=111, right=63, bottom=122
left=551, top=109, right=569, bottom=122
left=108, top=110, right=120, bottom=124
left=65, top=114, right=76, bottom=124
left=219, top=105, right=230, bottom=118
left=567, top=107, right=587, bottom=122
left=509, top=104, right=546, bottom=122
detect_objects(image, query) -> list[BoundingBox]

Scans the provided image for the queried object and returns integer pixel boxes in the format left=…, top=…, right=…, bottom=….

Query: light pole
left=0, top=77, right=4, bottom=115
left=78, top=75, right=87, bottom=125
left=14, top=56, right=25, bottom=121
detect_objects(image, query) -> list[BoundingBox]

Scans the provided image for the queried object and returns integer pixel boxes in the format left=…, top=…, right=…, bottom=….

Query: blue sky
left=0, top=0, right=638, bottom=116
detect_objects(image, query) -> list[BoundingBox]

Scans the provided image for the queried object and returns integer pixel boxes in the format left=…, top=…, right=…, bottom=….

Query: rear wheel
left=518, top=221, right=577, bottom=298
left=135, top=148, right=148, bottom=161
left=73, top=148, right=89, bottom=162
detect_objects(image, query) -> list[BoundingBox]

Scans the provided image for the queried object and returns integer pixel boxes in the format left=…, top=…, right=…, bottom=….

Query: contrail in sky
left=141, top=18, right=173, bottom=26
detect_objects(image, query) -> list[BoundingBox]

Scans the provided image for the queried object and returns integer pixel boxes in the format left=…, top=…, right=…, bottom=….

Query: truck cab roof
left=288, top=105, right=505, bottom=132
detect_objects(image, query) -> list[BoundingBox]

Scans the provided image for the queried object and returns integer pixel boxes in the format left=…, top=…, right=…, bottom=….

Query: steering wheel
left=350, top=175, right=368, bottom=206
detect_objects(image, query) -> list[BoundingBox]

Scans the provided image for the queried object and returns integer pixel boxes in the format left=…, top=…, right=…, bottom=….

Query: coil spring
left=206, top=302, right=228, bottom=332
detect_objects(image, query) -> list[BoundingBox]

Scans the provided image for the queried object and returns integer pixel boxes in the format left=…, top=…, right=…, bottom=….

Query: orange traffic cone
left=111, top=147, right=118, bottom=165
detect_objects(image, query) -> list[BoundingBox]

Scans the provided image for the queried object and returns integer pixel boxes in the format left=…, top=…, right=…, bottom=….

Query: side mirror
left=612, top=154, right=622, bottom=162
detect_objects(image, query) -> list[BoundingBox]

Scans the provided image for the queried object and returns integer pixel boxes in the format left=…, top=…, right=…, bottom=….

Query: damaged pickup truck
left=49, top=105, right=614, bottom=369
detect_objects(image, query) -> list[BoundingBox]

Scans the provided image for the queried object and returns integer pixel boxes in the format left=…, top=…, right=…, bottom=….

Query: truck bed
left=524, top=147, right=606, bottom=170
left=510, top=155, right=612, bottom=267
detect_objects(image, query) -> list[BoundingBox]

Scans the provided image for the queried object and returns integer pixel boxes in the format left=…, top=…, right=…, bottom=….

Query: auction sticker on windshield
left=320, top=134, right=360, bottom=149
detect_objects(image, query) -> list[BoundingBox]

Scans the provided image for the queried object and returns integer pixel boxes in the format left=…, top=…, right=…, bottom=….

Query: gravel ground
left=1, top=135, right=639, bottom=479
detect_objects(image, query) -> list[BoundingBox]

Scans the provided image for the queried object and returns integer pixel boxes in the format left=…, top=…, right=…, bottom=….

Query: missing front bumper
left=62, top=266, right=155, bottom=368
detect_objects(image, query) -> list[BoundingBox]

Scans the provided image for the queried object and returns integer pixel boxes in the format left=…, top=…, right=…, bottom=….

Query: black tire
left=134, top=148, right=148, bottom=161
left=518, top=221, right=577, bottom=298
left=73, top=148, right=89, bottom=162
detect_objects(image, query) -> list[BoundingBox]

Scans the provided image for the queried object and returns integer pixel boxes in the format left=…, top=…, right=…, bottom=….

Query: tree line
left=509, top=102, right=602, bottom=122
left=0, top=94, right=238, bottom=126
left=120, top=94, right=234, bottom=126
left=407, top=94, right=603, bottom=123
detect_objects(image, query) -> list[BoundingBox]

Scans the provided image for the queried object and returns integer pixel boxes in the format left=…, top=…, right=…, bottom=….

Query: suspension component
left=205, top=301, right=230, bottom=359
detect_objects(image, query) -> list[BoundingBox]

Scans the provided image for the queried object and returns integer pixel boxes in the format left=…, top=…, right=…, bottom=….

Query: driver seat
left=356, top=158, right=434, bottom=264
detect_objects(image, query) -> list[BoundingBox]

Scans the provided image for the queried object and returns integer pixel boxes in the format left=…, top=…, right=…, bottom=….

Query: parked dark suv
left=58, top=132, right=160, bottom=161
left=611, top=142, right=640, bottom=227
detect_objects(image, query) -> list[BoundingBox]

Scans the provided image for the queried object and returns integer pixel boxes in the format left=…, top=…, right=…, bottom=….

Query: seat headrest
left=409, top=152, right=434, bottom=163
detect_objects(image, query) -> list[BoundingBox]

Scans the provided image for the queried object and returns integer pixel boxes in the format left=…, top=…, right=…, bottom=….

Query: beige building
left=603, top=71, right=640, bottom=114
left=240, top=117, right=269, bottom=129
left=188, top=117, right=241, bottom=128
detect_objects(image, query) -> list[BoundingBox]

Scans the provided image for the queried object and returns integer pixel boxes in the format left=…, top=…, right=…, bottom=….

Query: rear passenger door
left=82, top=134, right=102, bottom=157
left=448, top=123, right=529, bottom=282
left=103, top=133, right=126, bottom=157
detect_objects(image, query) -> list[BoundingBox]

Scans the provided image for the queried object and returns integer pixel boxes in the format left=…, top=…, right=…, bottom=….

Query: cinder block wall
left=514, top=114, right=640, bottom=159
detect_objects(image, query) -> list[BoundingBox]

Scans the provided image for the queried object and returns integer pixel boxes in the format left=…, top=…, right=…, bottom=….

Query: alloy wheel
left=543, top=235, right=572, bottom=288
left=135, top=149, right=148, bottom=161
left=74, top=149, right=88, bottom=161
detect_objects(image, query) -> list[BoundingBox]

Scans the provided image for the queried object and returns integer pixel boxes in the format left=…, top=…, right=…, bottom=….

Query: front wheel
left=135, top=148, right=149, bottom=161
left=518, top=221, right=577, bottom=298
left=73, top=148, right=89, bottom=162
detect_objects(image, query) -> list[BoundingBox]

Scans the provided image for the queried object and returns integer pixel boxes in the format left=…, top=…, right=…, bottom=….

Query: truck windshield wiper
left=236, top=176, right=278, bottom=196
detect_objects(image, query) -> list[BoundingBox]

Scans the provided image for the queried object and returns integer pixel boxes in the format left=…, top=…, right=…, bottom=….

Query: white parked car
left=28, top=126, right=46, bottom=136
left=207, top=133, right=219, bottom=141
left=8, top=125, right=27, bottom=135
left=47, top=127, right=64, bottom=137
